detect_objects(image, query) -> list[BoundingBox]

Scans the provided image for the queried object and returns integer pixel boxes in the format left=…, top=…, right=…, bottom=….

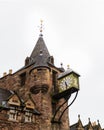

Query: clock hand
left=65, top=81, right=68, bottom=89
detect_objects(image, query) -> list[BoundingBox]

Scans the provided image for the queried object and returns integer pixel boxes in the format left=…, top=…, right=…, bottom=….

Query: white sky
left=0, top=0, right=104, bottom=127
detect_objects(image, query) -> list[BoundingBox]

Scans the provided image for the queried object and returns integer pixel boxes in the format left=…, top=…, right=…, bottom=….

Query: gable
left=8, top=94, right=21, bottom=106
left=89, top=123, right=93, bottom=130
left=25, top=99, right=35, bottom=109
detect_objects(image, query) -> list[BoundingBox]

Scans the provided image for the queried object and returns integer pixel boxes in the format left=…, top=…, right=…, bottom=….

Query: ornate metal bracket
left=51, top=91, right=78, bottom=123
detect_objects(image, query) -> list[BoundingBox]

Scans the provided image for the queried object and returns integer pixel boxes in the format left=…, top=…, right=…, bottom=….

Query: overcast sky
left=0, top=0, right=104, bottom=127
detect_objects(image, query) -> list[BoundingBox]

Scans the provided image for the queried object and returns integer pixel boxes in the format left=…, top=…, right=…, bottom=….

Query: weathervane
left=39, top=20, right=43, bottom=36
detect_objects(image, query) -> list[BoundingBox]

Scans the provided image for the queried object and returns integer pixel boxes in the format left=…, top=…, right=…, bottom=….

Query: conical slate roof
left=29, top=36, right=51, bottom=68
left=30, top=36, right=50, bottom=59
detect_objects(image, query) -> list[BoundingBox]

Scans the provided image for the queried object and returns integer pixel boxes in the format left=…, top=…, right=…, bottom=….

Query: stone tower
left=0, top=34, right=70, bottom=130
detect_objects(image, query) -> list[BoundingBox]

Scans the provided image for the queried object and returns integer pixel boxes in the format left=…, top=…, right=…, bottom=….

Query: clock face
left=58, top=74, right=79, bottom=93
left=59, top=76, right=73, bottom=92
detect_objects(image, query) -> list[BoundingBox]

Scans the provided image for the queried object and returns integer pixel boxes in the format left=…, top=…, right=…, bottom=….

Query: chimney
left=9, top=69, right=12, bottom=74
left=3, top=72, right=7, bottom=77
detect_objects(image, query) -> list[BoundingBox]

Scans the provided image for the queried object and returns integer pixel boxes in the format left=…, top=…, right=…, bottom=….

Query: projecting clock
left=59, top=76, right=72, bottom=92
left=58, top=69, right=80, bottom=94
left=52, top=68, right=80, bottom=123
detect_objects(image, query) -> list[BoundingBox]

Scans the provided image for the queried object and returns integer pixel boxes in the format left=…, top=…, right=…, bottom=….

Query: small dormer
left=70, top=115, right=84, bottom=130
left=84, top=118, right=93, bottom=130
left=25, top=99, right=35, bottom=110
left=92, top=120, right=102, bottom=130
left=7, top=93, right=21, bottom=121
left=24, top=97, right=37, bottom=123
left=8, top=94, right=21, bottom=107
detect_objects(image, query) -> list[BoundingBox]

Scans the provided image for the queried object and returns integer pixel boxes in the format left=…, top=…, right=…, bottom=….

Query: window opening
left=52, top=70, right=58, bottom=93
left=20, top=72, right=26, bottom=86
left=9, top=109, right=17, bottom=121
left=25, top=111, right=33, bottom=122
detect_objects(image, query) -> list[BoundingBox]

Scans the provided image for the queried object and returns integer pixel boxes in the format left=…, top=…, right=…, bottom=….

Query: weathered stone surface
left=0, top=36, right=70, bottom=130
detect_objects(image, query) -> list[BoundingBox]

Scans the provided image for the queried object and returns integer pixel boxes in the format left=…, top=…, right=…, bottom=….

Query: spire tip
left=39, top=20, right=43, bottom=37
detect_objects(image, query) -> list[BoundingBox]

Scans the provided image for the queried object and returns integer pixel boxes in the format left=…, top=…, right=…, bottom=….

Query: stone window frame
left=20, top=72, right=26, bottom=86
left=24, top=110, right=33, bottom=123
left=9, top=108, right=18, bottom=121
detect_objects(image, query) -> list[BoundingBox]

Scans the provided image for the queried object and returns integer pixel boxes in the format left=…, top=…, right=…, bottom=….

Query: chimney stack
left=3, top=72, right=7, bottom=77
left=9, top=69, right=12, bottom=74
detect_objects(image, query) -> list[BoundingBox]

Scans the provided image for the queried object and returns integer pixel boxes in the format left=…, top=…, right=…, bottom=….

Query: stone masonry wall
left=0, top=65, right=70, bottom=130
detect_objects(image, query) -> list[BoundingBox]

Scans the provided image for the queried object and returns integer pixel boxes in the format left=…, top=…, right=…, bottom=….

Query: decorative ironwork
left=51, top=91, right=78, bottom=123
left=58, top=91, right=78, bottom=122
left=51, top=68, right=80, bottom=123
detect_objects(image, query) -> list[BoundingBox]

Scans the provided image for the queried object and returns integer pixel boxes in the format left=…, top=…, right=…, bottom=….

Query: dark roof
left=0, top=88, right=40, bottom=115
left=7, top=91, right=25, bottom=107
left=84, top=124, right=100, bottom=130
left=0, top=88, right=12, bottom=104
left=29, top=36, right=51, bottom=68
left=93, top=125, right=99, bottom=130
left=58, top=68, right=80, bottom=79
left=93, top=123, right=101, bottom=130
left=84, top=124, right=89, bottom=130
left=70, top=118, right=83, bottom=130
left=30, top=36, right=50, bottom=60
left=70, top=123, right=78, bottom=130
left=84, top=121, right=93, bottom=130
left=70, top=117, right=102, bottom=130
left=14, top=36, right=52, bottom=73
left=14, top=35, right=63, bottom=74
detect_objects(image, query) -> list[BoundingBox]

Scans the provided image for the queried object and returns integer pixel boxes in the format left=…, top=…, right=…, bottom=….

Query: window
left=20, top=72, right=26, bottom=86
left=52, top=102, right=56, bottom=115
left=48, top=56, right=54, bottom=64
left=25, top=111, right=33, bottom=122
left=52, top=70, right=58, bottom=93
left=9, top=109, right=17, bottom=121
left=2, top=101, right=7, bottom=107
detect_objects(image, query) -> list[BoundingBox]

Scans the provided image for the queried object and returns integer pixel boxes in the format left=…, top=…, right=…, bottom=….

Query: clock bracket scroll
left=52, top=68, right=80, bottom=123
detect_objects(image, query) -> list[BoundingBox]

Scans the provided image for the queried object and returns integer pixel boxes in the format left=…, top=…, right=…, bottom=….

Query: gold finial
left=39, top=20, right=43, bottom=36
